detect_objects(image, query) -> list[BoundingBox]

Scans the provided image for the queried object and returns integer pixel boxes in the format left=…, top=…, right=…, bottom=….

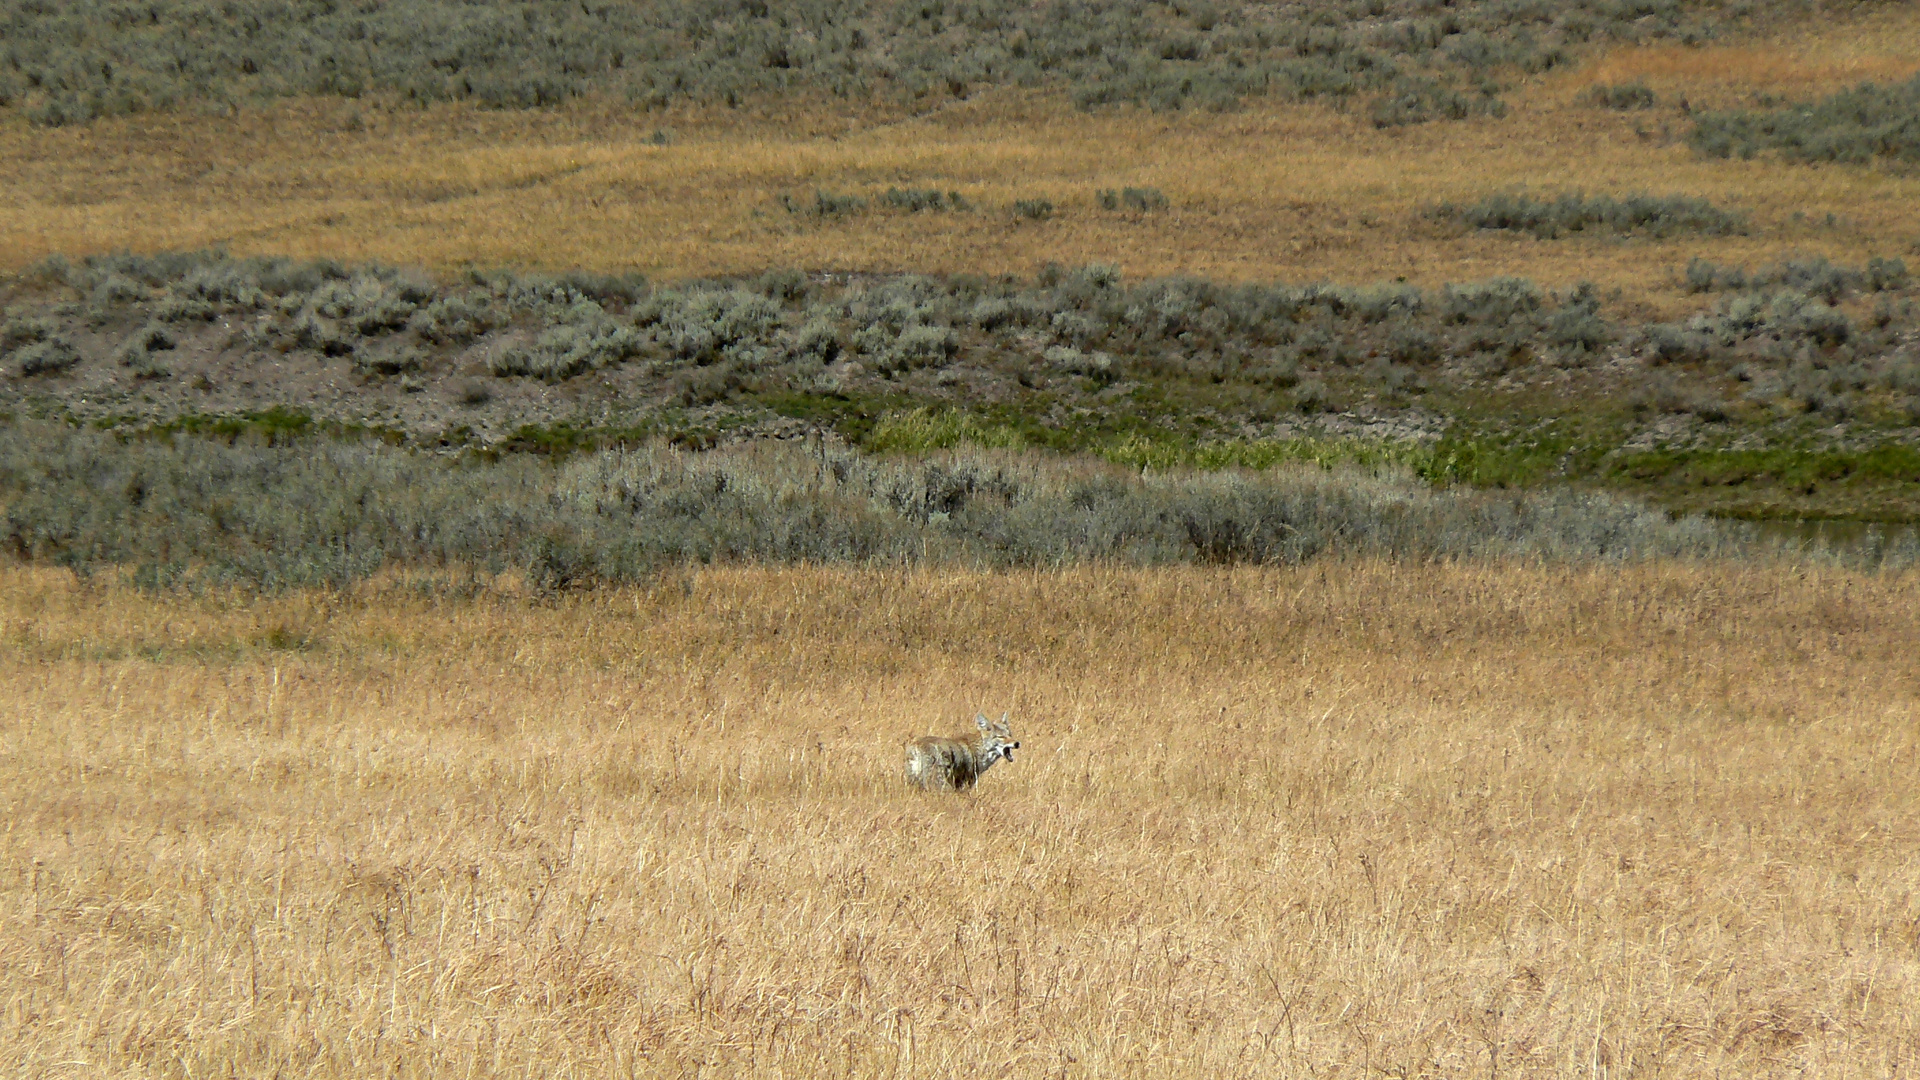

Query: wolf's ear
left=976, top=713, right=991, bottom=732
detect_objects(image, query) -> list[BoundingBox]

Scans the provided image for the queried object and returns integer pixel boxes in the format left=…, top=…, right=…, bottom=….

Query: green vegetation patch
left=1418, top=426, right=1920, bottom=522
left=826, top=409, right=1920, bottom=524
left=865, top=408, right=1029, bottom=454
left=1099, top=432, right=1443, bottom=475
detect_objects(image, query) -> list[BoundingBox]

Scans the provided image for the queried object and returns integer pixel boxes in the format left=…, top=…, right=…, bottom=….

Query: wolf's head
left=975, top=712, right=1020, bottom=766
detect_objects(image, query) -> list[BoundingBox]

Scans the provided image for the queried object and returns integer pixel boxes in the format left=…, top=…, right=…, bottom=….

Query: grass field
left=4, top=7, right=1919, bottom=308
left=3, top=562, right=1917, bottom=1077
left=5, top=3, right=1920, bottom=1075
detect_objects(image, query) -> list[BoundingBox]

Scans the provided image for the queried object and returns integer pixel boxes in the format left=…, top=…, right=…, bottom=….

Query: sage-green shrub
left=0, top=423, right=1763, bottom=589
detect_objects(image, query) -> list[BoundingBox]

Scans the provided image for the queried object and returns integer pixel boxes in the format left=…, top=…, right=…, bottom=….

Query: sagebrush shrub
left=1681, top=255, right=1909, bottom=300
left=0, top=313, right=53, bottom=353
left=0, top=423, right=1757, bottom=588
left=881, top=188, right=969, bottom=212
left=1441, top=277, right=1543, bottom=325
left=752, top=269, right=810, bottom=302
left=642, top=288, right=783, bottom=366
left=2, top=0, right=1718, bottom=123
left=1436, top=191, right=1746, bottom=239
left=1387, top=326, right=1440, bottom=366
left=793, top=317, right=842, bottom=362
left=1371, top=75, right=1507, bottom=127
left=1867, top=258, right=1910, bottom=293
left=355, top=346, right=426, bottom=378
left=115, top=322, right=177, bottom=378
left=858, top=322, right=957, bottom=373
left=499, top=275, right=593, bottom=313
left=284, top=312, right=357, bottom=357
left=305, top=274, right=428, bottom=335
left=8, top=248, right=1913, bottom=423
left=783, top=190, right=866, bottom=218
left=1097, top=187, right=1169, bottom=212
left=1583, top=82, right=1657, bottom=109
left=492, top=321, right=643, bottom=380
left=153, top=294, right=218, bottom=323
left=411, top=293, right=502, bottom=345
left=1686, top=290, right=1854, bottom=350
left=1012, top=198, right=1055, bottom=221
left=970, top=298, right=1018, bottom=331
left=1691, top=75, right=1920, bottom=165
left=1044, top=345, right=1113, bottom=378
left=172, top=262, right=270, bottom=311
left=1647, top=325, right=1712, bottom=365
left=12, top=336, right=81, bottom=376
left=89, top=273, right=150, bottom=308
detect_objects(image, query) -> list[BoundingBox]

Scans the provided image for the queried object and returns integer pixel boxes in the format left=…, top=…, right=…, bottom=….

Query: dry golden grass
left=3, top=11, right=1919, bottom=309
left=2, top=561, right=1917, bottom=1077
left=1585, top=3, right=1920, bottom=101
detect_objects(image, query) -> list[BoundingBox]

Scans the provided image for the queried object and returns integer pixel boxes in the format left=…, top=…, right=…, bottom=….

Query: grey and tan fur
left=904, top=712, right=1020, bottom=791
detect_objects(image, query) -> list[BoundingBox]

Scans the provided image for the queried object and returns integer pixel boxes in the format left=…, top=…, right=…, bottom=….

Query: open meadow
left=2, top=562, right=1917, bottom=1077
left=4, top=1, right=1920, bottom=1073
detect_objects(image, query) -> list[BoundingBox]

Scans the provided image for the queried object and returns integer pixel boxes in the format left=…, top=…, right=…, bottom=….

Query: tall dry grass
left=2, top=562, right=1917, bottom=1077
left=2, top=9, right=1918, bottom=307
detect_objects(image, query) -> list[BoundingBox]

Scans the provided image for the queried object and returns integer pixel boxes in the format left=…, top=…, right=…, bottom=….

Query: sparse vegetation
left=0, top=0, right=1740, bottom=126
left=6, top=27, right=1918, bottom=296
left=5, top=249, right=1920, bottom=521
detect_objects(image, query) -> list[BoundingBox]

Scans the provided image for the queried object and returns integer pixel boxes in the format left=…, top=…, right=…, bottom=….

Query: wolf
left=904, top=712, right=1020, bottom=791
